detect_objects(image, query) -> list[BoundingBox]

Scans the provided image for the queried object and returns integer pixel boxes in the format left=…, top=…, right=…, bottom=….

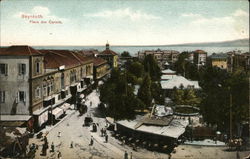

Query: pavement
left=28, top=89, right=250, bottom=159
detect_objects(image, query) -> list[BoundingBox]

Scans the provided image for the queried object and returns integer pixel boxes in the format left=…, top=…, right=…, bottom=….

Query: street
left=29, top=89, right=250, bottom=159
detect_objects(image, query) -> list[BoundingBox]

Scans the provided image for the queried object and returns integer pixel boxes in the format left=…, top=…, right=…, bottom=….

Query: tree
left=99, top=69, right=141, bottom=120
left=128, top=61, right=144, bottom=78
left=171, top=87, right=201, bottom=106
left=151, top=82, right=165, bottom=105
left=143, top=54, right=161, bottom=81
left=199, top=66, right=249, bottom=133
left=137, top=74, right=152, bottom=109
left=121, top=51, right=131, bottom=57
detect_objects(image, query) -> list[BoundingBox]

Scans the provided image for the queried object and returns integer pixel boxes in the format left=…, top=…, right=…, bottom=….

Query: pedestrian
left=58, top=151, right=62, bottom=159
left=44, top=136, right=48, bottom=145
left=168, top=153, right=172, bottom=159
left=51, top=142, right=55, bottom=152
left=89, top=136, right=94, bottom=146
left=42, top=143, right=47, bottom=156
left=70, top=141, right=73, bottom=148
left=124, top=151, right=128, bottom=159
left=103, top=128, right=106, bottom=135
left=105, top=134, right=108, bottom=143
left=101, top=128, right=104, bottom=136
left=130, top=152, right=133, bottom=159
left=58, top=132, right=61, bottom=137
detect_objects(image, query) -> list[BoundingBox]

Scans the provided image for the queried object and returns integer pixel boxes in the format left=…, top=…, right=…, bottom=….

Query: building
left=97, top=43, right=118, bottom=69
left=0, top=46, right=94, bottom=131
left=227, top=51, right=250, bottom=72
left=208, top=53, right=228, bottom=69
left=193, top=50, right=207, bottom=69
left=138, top=49, right=180, bottom=68
left=91, top=57, right=110, bottom=81
left=78, top=50, right=111, bottom=82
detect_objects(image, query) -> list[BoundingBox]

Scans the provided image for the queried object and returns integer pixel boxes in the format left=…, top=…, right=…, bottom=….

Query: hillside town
left=0, top=42, right=249, bottom=159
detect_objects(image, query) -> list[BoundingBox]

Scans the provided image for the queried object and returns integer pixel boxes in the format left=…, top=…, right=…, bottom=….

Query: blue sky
left=0, top=0, right=249, bottom=46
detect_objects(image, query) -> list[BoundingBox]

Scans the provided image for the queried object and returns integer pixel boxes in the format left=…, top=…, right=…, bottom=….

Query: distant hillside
left=166, top=38, right=249, bottom=47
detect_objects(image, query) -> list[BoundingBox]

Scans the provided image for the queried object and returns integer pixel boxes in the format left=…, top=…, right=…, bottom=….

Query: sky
left=0, top=0, right=249, bottom=46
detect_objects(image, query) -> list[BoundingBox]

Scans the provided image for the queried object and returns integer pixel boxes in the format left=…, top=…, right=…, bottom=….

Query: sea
left=33, top=46, right=249, bottom=56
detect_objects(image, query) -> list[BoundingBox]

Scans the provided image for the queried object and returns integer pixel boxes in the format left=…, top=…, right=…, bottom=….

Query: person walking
left=70, top=141, right=73, bottom=148
left=57, top=151, right=62, bottom=159
left=51, top=142, right=55, bottom=152
left=105, top=134, right=108, bottom=143
left=89, top=136, right=94, bottom=146
left=130, top=152, right=133, bottom=159
left=124, top=151, right=128, bottom=159
left=58, top=132, right=61, bottom=137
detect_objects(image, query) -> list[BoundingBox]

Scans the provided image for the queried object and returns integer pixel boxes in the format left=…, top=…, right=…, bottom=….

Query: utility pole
left=249, top=77, right=250, bottom=145
left=229, top=88, right=233, bottom=140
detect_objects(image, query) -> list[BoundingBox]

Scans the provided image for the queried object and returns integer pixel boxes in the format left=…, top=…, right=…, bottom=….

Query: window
left=18, top=63, right=26, bottom=75
left=17, top=91, right=26, bottom=102
left=35, top=87, right=41, bottom=98
left=0, top=63, right=8, bottom=76
left=0, top=91, right=5, bottom=103
left=36, top=62, right=40, bottom=73
left=43, top=84, right=47, bottom=97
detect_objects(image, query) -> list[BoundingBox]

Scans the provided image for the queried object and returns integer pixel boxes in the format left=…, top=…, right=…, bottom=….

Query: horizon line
left=0, top=38, right=248, bottom=47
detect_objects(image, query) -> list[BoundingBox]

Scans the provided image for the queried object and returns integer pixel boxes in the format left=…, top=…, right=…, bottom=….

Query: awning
left=60, top=103, right=71, bottom=112
left=0, top=115, right=31, bottom=121
left=38, top=111, right=48, bottom=126
left=52, top=108, right=64, bottom=119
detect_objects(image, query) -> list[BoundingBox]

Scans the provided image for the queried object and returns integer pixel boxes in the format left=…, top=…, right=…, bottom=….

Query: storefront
left=33, top=109, right=49, bottom=132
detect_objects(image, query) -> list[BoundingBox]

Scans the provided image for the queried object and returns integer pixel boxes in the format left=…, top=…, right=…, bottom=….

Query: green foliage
left=137, top=74, right=152, bottom=109
left=143, top=54, right=161, bottom=81
left=99, top=69, right=141, bottom=120
left=128, top=61, right=144, bottom=78
left=173, top=51, right=199, bottom=80
left=121, top=51, right=131, bottom=57
left=171, top=87, right=201, bottom=106
left=199, top=66, right=249, bottom=132
left=151, top=82, right=165, bottom=105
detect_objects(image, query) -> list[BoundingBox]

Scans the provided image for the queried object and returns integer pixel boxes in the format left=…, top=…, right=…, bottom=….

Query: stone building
left=193, top=50, right=207, bottom=69
left=0, top=46, right=93, bottom=131
left=138, top=49, right=179, bottom=68
left=208, top=53, right=228, bottom=69
left=97, top=43, right=118, bottom=69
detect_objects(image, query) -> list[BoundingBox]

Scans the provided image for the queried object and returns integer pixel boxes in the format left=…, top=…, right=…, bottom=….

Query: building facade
left=97, top=43, right=118, bottom=69
left=138, top=49, right=179, bottom=68
left=208, top=53, right=228, bottom=69
left=193, top=50, right=207, bottom=69
left=0, top=46, right=94, bottom=131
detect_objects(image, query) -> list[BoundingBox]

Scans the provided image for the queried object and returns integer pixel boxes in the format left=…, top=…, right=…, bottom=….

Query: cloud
left=232, top=9, right=249, bottom=17
left=181, top=13, right=202, bottom=18
left=32, top=6, right=50, bottom=15
left=13, top=6, right=67, bottom=22
left=84, top=8, right=161, bottom=21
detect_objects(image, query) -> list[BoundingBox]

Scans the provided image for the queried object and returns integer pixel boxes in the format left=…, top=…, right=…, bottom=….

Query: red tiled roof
left=91, top=57, right=107, bottom=66
left=100, top=49, right=118, bottom=56
left=193, top=50, right=206, bottom=54
left=39, top=50, right=93, bottom=69
left=0, top=45, right=42, bottom=56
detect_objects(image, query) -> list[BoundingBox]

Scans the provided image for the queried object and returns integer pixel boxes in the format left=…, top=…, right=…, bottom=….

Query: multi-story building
left=0, top=46, right=93, bottom=131
left=208, top=53, right=228, bottom=69
left=227, top=51, right=250, bottom=72
left=193, top=50, right=207, bottom=69
left=78, top=50, right=111, bottom=82
left=97, top=43, right=118, bottom=69
left=91, top=57, right=110, bottom=81
left=138, top=49, right=179, bottom=68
